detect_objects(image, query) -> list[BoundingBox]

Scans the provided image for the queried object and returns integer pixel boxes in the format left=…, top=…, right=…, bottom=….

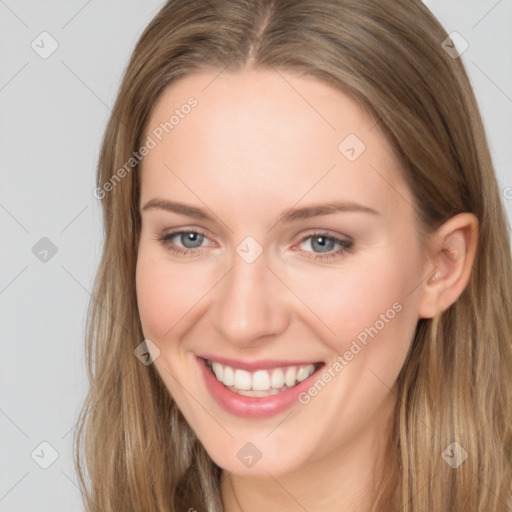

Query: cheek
left=287, top=250, right=419, bottom=356
left=135, top=250, right=204, bottom=340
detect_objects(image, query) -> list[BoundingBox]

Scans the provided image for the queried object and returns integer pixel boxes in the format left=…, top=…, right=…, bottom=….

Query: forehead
left=140, top=69, right=413, bottom=221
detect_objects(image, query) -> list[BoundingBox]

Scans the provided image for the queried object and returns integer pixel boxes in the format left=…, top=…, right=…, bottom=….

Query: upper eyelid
left=161, top=228, right=214, bottom=244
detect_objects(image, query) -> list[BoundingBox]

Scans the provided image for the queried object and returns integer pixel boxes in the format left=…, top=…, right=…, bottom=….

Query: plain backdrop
left=0, top=1, right=511, bottom=510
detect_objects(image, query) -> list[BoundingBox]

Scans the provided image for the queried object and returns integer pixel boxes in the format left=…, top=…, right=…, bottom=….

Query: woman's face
left=136, top=69, right=427, bottom=476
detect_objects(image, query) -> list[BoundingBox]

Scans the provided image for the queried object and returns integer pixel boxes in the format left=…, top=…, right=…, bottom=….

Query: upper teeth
left=207, top=359, right=317, bottom=391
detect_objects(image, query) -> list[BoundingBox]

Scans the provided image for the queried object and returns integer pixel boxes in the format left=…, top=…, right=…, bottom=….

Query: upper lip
left=197, top=354, right=323, bottom=371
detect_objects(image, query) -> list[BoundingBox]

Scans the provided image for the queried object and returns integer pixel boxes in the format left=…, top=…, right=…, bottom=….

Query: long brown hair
left=74, top=1, right=512, bottom=510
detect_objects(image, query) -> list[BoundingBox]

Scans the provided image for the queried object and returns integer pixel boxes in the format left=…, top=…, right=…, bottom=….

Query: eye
left=158, top=230, right=211, bottom=257
left=157, top=229, right=354, bottom=262
left=295, top=232, right=354, bottom=261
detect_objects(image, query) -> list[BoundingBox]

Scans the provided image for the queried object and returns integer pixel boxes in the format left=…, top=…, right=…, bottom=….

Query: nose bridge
left=211, top=244, right=289, bottom=343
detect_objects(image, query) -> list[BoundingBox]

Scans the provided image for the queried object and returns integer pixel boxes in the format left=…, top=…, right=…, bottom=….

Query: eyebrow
left=141, top=198, right=380, bottom=223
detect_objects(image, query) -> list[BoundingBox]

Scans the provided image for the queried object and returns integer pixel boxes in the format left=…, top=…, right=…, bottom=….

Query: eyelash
left=157, top=229, right=354, bottom=262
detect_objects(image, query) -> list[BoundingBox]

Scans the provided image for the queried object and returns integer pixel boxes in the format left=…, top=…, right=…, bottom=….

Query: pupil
left=312, top=236, right=334, bottom=253
left=182, top=232, right=203, bottom=249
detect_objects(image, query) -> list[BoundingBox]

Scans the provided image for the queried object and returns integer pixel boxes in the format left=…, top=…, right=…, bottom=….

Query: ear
left=418, top=213, right=479, bottom=319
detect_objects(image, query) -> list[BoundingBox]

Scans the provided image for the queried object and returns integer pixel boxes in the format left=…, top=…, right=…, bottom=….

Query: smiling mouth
left=203, top=358, right=324, bottom=397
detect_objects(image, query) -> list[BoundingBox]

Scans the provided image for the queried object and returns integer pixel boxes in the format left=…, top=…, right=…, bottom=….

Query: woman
left=74, top=1, right=512, bottom=511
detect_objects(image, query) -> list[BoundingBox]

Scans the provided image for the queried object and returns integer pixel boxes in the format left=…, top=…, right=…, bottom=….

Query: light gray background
left=0, top=1, right=511, bottom=510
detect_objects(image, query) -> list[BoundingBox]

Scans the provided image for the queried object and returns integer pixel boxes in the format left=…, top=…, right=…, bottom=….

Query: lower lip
left=197, top=356, right=324, bottom=419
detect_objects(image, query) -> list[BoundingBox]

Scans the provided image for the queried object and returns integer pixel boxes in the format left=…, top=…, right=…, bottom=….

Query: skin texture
left=135, top=69, right=478, bottom=511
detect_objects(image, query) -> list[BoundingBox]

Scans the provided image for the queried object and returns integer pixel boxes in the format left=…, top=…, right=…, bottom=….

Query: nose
left=210, top=249, right=290, bottom=346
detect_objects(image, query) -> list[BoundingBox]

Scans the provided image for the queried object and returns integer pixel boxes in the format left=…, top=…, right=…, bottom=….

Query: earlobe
left=418, top=213, right=479, bottom=319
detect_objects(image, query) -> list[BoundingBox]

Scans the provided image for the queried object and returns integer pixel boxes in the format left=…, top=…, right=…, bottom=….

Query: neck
left=220, top=391, right=397, bottom=512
